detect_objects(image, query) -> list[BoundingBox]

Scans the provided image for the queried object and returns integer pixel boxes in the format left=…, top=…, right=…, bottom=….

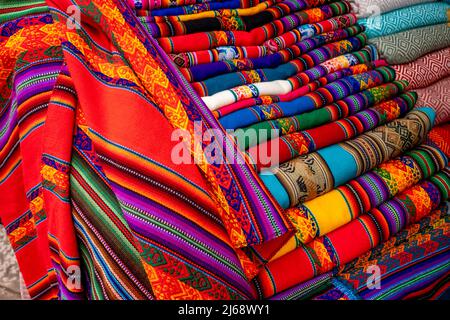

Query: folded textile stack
left=356, top=0, right=450, bottom=125
left=0, top=0, right=448, bottom=300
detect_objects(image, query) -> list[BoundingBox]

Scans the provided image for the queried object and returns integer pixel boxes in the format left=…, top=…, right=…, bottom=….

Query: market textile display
left=0, top=0, right=449, bottom=300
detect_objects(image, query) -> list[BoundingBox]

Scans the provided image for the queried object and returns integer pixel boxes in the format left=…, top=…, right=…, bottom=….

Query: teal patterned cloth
left=360, top=2, right=450, bottom=38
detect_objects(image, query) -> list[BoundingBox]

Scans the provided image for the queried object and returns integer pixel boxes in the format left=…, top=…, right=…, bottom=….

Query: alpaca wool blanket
left=257, top=168, right=450, bottom=298
left=369, top=23, right=450, bottom=65
left=359, top=2, right=450, bottom=39
left=168, top=13, right=358, bottom=67
left=392, top=47, right=450, bottom=90
left=415, top=77, right=450, bottom=126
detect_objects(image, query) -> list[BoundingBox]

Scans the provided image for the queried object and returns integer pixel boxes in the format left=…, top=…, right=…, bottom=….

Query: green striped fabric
left=0, top=0, right=48, bottom=24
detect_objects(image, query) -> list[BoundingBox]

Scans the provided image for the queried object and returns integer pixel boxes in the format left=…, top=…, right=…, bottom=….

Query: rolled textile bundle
left=219, top=65, right=393, bottom=130
left=242, top=80, right=408, bottom=151
left=261, top=107, right=435, bottom=208
left=270, top=202, right=449, bottom=300
left=257, top=168, right=450, bottom=298
left=247, top=90, right=416, bottom=170
left=392, top=47, right=450, bottom=90
left=157, top=2, right=352, bottom=53
left=180, top=25, right=364, bottom=82
left=359, top=2, right=450, bottom=39
left=415, top=76, right=450, bottom=125
left=273, top=143, right=448, bottom=258
left=193, top=34, right=368, bottom=96
left=369, top=23, right=450, bottom=65
left=350, top=0, right=438, bottom=18
left=143, top=0, right=307, bottom=17
left=314, top=204, right=450, bottom=300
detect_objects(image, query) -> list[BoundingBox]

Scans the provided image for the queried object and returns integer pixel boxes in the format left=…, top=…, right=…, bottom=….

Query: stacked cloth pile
left=0, top=0, right=448, bottom=300
left=356, top=0, right=450, bottom=125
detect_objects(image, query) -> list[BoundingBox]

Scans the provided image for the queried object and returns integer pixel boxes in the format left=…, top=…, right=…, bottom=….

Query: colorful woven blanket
left=1, top=0, right=449, bottom=301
